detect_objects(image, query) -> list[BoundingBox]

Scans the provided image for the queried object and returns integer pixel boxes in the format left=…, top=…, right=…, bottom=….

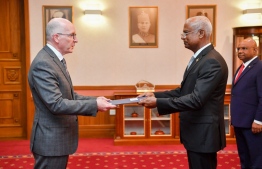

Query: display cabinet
left=114, top=93, right=180, bottom=145
left=223, top=93, right=235, bottom=143
left=233, top=26, right=262, bottom=75
left=114, top=92, right=235, bottom=145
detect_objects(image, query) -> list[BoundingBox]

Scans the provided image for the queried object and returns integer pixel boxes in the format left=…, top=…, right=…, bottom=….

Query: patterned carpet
left=0, top=139, right=240, bottom=169
left=0, top=150, right=240, bottom=169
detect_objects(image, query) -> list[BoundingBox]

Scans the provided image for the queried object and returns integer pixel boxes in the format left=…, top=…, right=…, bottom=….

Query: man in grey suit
left=28, top=18, right=116, bottom=169
left=139, top=16, right=228, bottom=169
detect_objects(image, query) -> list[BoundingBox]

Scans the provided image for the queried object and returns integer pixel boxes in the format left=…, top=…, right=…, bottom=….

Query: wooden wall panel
left=0, top=0, right=11, bottom=52
left=0, top=92, right=23, bottom=137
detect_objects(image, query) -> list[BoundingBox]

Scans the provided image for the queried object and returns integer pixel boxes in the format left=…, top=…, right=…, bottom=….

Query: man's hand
left=138, top=92, right=155, bottom=98
left=97, top=96, right=110, bottom=101
left=138, top=96, right=157, bottom=109
left=96, top=97, right=116, bottom=112
left=251, top=122, right=262, bottom=134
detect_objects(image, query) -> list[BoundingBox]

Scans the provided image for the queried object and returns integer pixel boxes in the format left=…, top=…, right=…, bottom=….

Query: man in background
left=231, top=38, right=262, bottom=169
left=28, top=18, right=116, bottom=169
left=139, top=16, right=228, bottom=169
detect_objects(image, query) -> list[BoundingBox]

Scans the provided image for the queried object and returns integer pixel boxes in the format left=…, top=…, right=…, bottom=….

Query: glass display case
left=224, top=92, right=235, bottom=143
left=150, top=108, right=171, bottom=136
left=114, top=92, right=235, bottom=145
left=114, top=93, right=178, bottom=145
left=124, top=105, right=145, bottom=136
left=224, top=104, right=230, bottom=135
left=123, top=106, right=172, bottom=137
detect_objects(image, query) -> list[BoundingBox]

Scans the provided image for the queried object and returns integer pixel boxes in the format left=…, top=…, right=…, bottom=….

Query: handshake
left=96, top=92, right=157, bottom=112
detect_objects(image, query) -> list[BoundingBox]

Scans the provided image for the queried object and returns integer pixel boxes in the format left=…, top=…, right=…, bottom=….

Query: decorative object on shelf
left=154, top=129, right=165, bottom=135
left=135, top=80, right=155, bottom=93
left=131, top=111, right=138, bottom=117
left=130, top=131, right=137, bottom=135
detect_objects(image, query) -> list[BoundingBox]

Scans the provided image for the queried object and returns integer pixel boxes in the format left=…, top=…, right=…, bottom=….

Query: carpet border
left=0, top=150, right=238, bottom=159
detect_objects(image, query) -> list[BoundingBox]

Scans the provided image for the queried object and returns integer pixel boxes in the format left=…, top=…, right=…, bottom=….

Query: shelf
left=151, top=117, right=170, bottom=120
left=124, top=117, right=144, bottom=120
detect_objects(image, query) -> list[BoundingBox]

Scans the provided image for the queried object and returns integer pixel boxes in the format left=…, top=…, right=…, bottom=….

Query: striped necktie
left=234, top=64, right=245, bottom=84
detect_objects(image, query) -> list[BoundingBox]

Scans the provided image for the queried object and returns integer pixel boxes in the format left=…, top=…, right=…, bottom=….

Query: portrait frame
left=129, top=6, right=158, bottom=48
left=186, top=5, right=216, bottom=46
left=42, top=6, right=73, bottom=45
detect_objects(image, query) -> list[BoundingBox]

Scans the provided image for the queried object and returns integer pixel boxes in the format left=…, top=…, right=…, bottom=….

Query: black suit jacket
left=155, top=45, right=228, bottom=153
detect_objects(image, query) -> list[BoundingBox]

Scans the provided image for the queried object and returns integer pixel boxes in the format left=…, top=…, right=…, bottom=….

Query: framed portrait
left=129, top=6, right=158, bottom=48
left=186, top=5, right=216, bottom=46
left=42, top=6, right=73, bottom=45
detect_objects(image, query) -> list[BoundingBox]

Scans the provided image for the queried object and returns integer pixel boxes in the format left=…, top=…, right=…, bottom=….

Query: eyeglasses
left=181, top=31, right=197, bottom=38
left=57, top=33, right=77, bottom=40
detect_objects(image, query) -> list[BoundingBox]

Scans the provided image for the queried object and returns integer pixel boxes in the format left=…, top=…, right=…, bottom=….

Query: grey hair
left=45, top=18, right=66, bottom=42
left=186, top=16, right=212, bottom=39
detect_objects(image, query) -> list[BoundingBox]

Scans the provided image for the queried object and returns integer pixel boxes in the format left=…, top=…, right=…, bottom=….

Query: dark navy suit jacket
left=231, top=57, right=262, bottom=128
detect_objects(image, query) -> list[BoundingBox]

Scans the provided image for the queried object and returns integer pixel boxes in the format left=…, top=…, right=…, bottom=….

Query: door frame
left=23, top=0, right=32, bottom=139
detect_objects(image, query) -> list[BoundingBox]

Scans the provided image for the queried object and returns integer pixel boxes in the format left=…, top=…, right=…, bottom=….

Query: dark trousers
left=33, top=152, right=69, bottom=169
left=234, top=127, right=262, bottom=169
left=187, top=150, right=217, bottom=169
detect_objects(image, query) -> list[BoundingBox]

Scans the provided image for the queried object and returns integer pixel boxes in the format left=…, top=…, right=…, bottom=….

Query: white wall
left=28, top=0, right=262, bottom=85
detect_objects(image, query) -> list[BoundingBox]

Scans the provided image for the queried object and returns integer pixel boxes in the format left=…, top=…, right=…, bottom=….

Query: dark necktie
left=234, top=64, right=245, bottom=84
left=61, top=58, right=70, bottom=76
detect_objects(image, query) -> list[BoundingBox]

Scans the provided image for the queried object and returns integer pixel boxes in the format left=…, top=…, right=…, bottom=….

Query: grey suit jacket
left=155, top=45, right=228, bottom=153
left=28, top=45, right=98, bottom=156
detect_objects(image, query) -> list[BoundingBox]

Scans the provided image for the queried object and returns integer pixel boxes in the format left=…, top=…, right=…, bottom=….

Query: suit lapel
left=233, top=57, right=259, bottom=85
left=181, top=45, right=214, bottom=86
left=43, top=46, right=74, bottom=97
left=44, top=46, right=73, bottom=84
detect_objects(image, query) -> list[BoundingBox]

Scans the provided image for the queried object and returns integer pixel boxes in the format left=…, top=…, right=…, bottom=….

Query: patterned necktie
left=187, top=56, right=195, bottom=70
left=234, top=64, right=245, bottom=84
left=61, top=58, right=70, bottom=76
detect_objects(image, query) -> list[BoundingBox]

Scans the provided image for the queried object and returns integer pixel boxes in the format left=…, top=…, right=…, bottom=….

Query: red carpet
left=0, top=138, right=240, bottom=169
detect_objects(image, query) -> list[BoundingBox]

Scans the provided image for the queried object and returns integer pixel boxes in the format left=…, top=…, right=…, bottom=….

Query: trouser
left=187, top=150, right=217, bottom=169
left=33, top=152, right=69, bottom=169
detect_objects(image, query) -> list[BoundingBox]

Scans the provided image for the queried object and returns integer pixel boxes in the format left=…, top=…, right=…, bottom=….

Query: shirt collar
left=243, top=56, right=258, bottom=68
left=46, top=44, right=64, bottom=61
left=193, top=43, right=211, bottom=59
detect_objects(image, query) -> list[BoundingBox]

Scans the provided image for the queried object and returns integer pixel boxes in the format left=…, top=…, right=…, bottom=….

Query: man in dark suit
left=231, top=38, right=262, bottom=169
left=28, top=18, right=116, bottom=169
left=138, top=16, right=228, bottom=169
